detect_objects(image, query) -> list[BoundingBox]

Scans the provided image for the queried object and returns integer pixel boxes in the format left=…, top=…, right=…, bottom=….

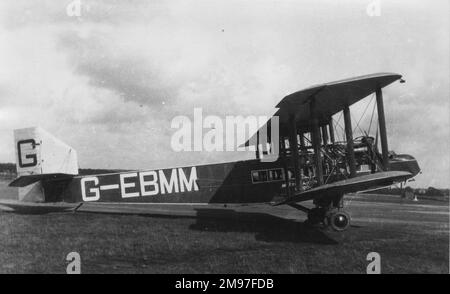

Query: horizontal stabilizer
left=9, top=173, right=74, bottom=187
left=275, top=171, right=412, bottom=205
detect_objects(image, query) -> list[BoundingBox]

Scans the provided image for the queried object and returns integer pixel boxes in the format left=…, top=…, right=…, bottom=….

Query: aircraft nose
left=388, top=154, right=421, bottom=177
left=407, top=156, right=421, bottom=177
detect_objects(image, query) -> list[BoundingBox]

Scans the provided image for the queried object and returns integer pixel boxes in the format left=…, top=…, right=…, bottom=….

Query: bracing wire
left=351, top=112, right=365, bottom=137
left=368, top=96, right=377, bottom=135
left=353, top=94, right=375, bottom=134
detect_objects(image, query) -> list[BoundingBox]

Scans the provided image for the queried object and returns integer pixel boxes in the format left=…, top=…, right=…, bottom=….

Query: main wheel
left=327, top=211, right=351, bottom=232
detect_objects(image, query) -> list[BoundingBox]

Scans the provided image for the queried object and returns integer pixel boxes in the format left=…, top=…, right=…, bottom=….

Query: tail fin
left=10, top=127, right=78, bottom=202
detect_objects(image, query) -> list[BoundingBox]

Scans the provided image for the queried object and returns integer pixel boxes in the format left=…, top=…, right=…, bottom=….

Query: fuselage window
left=251, top=168, right=284, bottom=184
left=251, top=171, right=260, bottom=182
left=268, top=169, right=283, bottom=181
left=258, top=170, right=268, bottom=182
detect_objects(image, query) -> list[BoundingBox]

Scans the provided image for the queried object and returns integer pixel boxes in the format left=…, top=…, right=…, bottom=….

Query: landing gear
left=289, top=196, right=352, bottom=232
left=305, top=207, right=351, bottom=231
left=326, top=210, right=351, bottom=232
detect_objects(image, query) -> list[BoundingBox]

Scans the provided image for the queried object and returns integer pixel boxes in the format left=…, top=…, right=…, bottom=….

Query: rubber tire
left=327, top=211, right=351, bottom=232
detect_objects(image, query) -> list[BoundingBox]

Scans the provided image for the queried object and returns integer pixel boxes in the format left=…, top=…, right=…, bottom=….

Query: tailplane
left=10, top=127, right=78, bottom=202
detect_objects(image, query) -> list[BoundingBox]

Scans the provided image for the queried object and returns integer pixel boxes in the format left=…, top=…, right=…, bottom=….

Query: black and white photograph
left=0, top=0, right=448, bottom=277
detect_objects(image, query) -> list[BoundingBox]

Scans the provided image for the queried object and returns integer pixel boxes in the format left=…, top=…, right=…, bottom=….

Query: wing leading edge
left=274, top=171, right=412, bottom=206
left=244, top=72, right=402, bottom=146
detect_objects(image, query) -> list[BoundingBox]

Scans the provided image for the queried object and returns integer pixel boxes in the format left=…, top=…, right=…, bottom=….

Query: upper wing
left=274, top=171, right=412, bottom=205
left=244, top=72, right=402, bottom=146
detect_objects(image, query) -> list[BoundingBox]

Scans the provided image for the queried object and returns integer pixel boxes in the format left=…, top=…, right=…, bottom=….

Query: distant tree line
left=0, top=163, right=16, bottom=178
left=364, top=186, right=449, bottom=197
left=0, top=163, right=16, bottom=173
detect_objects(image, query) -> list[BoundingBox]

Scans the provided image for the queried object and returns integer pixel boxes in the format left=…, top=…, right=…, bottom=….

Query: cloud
left=0, top=0, right=448, bottom=187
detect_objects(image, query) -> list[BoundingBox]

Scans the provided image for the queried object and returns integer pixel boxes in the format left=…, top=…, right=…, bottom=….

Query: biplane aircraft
left=0, top=73, right=420, bottom=231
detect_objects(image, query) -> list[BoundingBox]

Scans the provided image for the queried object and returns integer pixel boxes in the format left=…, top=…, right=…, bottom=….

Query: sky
left=0, top=0, right=448, bottom=188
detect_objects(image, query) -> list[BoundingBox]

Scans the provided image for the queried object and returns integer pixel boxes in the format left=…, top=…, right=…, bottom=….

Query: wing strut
left=343, top=105, right=357, bottom=177
left=310, top=98, right=324, bottom=185
left=289, top=115, right=301, bottom=191
left=376, top=86, right=389, bottom=170
left=321, top=125, right=329, bottom=145
left=328, top=117, right=335, bottom=144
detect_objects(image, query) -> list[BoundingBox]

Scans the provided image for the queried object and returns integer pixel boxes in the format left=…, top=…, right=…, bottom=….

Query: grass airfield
left=0, top=180, right=448, bottom=274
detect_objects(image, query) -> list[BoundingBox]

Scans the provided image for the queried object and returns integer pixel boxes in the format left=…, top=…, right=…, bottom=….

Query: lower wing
left=274, top=171, right=412, bottom=205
